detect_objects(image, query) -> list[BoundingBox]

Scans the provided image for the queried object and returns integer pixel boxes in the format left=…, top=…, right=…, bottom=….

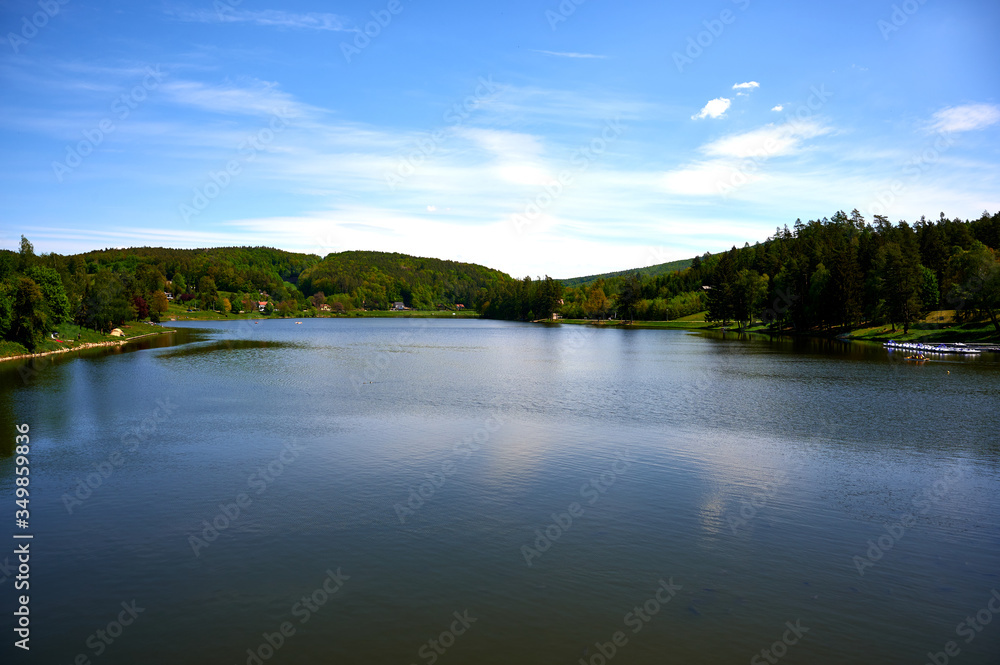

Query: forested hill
left=553, top=210, right=1000, bottom=333
left=71, top=246, right=320, bottom=293
left=3, top=209, right=999, bottom=352
left=560, top=258, right=693, bottom=288
left=298, top=251, right=511, bottom=309
left=0, top=243, right=517, bottom=351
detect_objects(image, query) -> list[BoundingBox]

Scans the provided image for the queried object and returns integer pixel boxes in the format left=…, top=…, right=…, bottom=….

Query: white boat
left=883, top=340, right=982, bottom=355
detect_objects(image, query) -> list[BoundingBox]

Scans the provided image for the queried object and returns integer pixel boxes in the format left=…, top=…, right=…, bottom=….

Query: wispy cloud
left=692, top=97, right=731, bottom=120
left=662, top=119, right=832, bottom=195
left=702, top=120, right=830, bottom=158
left=471, top=85, right=649, bottom=129
left=532, top=50, right=608, bottom=59
left=930, top=103, right=1000, bottom=133
left=732, top=81, right=760, bottom=90
left=160, top=78, right=312, bottom=117
left=173, top=8, right=352, bottom=31
left=771, top=105, right=783, bottom=112
left=455, top=127, right=554, bottom=186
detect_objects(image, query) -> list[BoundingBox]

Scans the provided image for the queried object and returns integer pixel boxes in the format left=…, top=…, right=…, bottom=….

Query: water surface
left=1, top=319, right=998, bottom=664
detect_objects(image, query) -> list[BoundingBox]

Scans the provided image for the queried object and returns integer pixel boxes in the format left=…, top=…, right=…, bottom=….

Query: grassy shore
left=553, top=309, right=999, bottom=343
left=0, top=321, right=174, bottom=361
left=843, top=322, right=998, bottom=343
left=740, top=310, right=998, bottom=343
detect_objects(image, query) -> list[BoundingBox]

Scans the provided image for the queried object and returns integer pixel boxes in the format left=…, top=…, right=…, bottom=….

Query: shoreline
left=165, top=310, right=480, bottom=321
left=551, top=318, right=1000, bottom=344
left=0, top=330, right=175, bottom=363
left=4, top=317, right=995, bottom=364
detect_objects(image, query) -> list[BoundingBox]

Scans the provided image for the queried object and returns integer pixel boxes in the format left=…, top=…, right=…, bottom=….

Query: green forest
left=0, top=243, right=512, bottom=352
left=552, top=210, right=1000, bottom=334
left=2, top=209, right=999, bottom=354
left=480, top=210, right=999, bottom=336
left=298, top=251, right=510, bottom=311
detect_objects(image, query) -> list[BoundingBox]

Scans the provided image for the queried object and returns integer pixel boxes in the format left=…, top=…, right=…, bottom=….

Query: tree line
left=0, top=242, right=516, bottom=350
left=481, top=210, right=1000, bottom=332
left=701, top=210, right=999, bottom=333
left=3, top=209, right=998, bottom=350
left=298, top=251, right=510, bottom=311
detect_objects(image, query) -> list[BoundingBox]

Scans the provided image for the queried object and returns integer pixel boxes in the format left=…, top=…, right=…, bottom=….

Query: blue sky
left=2, top=0, right=998, bottom=278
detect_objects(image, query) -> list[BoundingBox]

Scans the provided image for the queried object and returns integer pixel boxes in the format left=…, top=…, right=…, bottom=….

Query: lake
left=1, top=318, right=998, bottom=664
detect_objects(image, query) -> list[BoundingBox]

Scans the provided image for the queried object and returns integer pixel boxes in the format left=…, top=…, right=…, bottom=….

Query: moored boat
left=884, top=340, right=981, bottom=355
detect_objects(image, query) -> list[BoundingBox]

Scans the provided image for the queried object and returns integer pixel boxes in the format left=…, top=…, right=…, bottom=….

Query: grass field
left=555, top=309, right=999, bottom=343
left=0, top=321, right=174, bottom=360
left=0, top=340, right=29, bottom=358
left=846, top=320, right=998, bottom=343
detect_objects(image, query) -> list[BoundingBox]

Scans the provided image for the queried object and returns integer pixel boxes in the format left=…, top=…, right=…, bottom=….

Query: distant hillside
left=73, top=246, right=320, bottom=291
left=298, top=250, right=511, bottom=309
left=561, top=258, right=693, bottom=288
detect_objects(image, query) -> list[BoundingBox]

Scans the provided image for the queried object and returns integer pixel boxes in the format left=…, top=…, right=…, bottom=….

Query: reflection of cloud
left=695, top=491, right=730, bottom=544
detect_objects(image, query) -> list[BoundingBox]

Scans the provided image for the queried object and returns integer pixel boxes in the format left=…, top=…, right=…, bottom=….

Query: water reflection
left=0, top=319, right=997, bottom=664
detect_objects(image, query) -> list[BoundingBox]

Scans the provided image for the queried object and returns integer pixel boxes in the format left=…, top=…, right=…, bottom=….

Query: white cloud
left=175, top=9, right=351, bottom=31
left=661, top=160, right=757, bottom=195
left=161, top=79, right=312, bottom=118
left=702, top=120, right=830, bottom=158
left=771, top=105, right=784, bottom=112
left=455, top=127, right=556, bottom=186
left=692, top=98, right=732, bottom=120
left=931, top=104, right=1000, bottom=133
left=12, top=61, right=998, bottom=279
left=662, top=119, right=832, bottom=196
left=732, top=81, right=760, bottom=90
left=532, top=50, right=607, bottom=59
